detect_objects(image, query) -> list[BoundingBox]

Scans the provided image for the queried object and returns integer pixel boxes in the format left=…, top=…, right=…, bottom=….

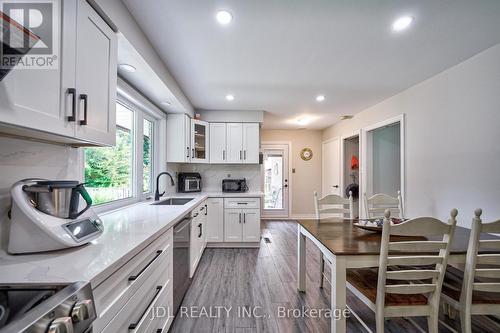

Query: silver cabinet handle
left=223, top=150, right=226, bottom=161
left=239, top=150, right=242, bottom=160
left=244, top=150, right=247, bottom=160
left=239, top=213, right=241, bottom=224
left=67, top=88, right=76, bottom=122
left=243, top=213, right=246, bottom=223
left=187, top=147, right=190, bottom=158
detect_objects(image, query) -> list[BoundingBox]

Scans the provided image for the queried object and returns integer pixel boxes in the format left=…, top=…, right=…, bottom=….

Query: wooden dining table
left=296, top=218, right=498, bottom=333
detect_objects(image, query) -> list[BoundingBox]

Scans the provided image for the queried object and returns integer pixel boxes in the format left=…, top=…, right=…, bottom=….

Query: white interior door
left=322, top=138, right=341, bottom=197
left=261, top=144, right=289, bottom=218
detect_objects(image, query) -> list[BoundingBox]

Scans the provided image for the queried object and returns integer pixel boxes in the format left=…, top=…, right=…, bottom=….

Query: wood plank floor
left=170, top=220, right=500, bottom=332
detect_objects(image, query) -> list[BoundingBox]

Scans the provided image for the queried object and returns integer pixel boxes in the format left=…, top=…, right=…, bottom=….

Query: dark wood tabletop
left=297, top=218, right=499, bottom=256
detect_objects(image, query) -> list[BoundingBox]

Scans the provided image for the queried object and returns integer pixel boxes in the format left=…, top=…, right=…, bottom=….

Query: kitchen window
left=83, top=92, right=162, bottom=209
left=84, top=103, right=135, bottom=205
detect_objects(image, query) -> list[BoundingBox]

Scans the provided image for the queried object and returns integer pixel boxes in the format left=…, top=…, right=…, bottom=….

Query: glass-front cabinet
left=191, top=119, right=209, bottom=163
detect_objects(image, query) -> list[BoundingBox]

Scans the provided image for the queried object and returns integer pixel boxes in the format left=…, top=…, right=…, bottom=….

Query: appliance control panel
left=63, top=216, right=103, bottom=243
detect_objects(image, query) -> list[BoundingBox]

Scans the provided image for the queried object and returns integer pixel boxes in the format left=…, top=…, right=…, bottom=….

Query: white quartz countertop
left=0, top=191, right=262, bottom=286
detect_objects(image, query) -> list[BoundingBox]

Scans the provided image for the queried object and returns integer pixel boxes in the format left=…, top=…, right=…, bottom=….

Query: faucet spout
left=155, top=172, right=175, bottom=201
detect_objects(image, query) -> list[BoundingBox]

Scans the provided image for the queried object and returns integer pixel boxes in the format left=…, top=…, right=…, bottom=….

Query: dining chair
left=314, top=191, right=354, bottom=288
left=441, top=209, right=500, bottom=333
left=363, top=191, right=404, bottom=219
left=346, top=209, right=457, bottom=333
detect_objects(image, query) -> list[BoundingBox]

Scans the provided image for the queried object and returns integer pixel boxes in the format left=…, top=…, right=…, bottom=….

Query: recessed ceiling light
left=216, top=10, right=232, bottom=25
left=392, top=16, right=414, bottom=31
left=225, top=94, right=234, bottom=101
left=316, top=95, right=325, bottom=102
left=161, top=101, right=171, bottom=106
left=119, top=64, right=136, bottom=72
left=296, top=118, right=310, bottom=125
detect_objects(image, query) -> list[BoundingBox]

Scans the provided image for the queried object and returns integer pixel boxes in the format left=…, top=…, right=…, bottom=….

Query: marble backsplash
left=173, top=163, right=262, bottom=192
left=0, top=136, right=81, bottom=249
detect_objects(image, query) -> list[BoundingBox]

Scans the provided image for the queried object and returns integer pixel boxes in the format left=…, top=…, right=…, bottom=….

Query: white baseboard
left=289, top=214, right=317, bottom=220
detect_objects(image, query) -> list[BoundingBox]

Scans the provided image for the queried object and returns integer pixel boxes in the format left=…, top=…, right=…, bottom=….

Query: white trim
left=340, top=130, right=362, bottom=216
left=117, top=77, right=165, bottom=120
left=261, top=141, right=292, bottom=218
left=360, top=114, right=406, bottom=219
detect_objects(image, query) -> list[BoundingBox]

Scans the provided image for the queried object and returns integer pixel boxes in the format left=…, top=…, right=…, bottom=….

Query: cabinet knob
left=72, top=299, right=94, bottom=323
left=47, top=317, right=74, bottom=333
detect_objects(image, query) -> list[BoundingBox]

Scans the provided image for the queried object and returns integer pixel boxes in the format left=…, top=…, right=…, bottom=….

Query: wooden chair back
left=364, top=191, right=404, bottom=219
left=461, top=209, right=500, bottom=321
left=376, top=209, right=457, bottom=321
left=314, top=191, right=354, bottom=220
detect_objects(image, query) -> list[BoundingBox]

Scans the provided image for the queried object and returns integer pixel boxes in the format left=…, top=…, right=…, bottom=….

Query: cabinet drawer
left=101, top=261, right=171, bottom=333
left=93, top=228, right=172, bottom=332
left=224, top=198, right=261, bottom=209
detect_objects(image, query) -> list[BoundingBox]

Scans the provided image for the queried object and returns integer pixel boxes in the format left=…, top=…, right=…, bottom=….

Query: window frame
left=82, top=79, right=166, bottom=214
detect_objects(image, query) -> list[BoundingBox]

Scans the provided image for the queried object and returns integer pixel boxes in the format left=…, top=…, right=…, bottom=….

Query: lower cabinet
left=205, top=198, right=224, bottom=242
left=223, top=198, right=261, bottom=243
left=93, top=228, right=173, bottom=333
left=190, top=201, right=207, bottom=277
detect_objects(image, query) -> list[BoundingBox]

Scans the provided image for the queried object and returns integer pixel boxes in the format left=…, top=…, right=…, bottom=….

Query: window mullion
left=134, top=110, right=144, bottom=199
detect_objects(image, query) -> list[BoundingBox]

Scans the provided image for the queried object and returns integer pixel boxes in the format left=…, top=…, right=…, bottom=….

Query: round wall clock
left=300, top=148, right=313, bottom=161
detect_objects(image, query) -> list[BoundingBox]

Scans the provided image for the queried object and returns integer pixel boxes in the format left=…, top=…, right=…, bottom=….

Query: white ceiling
left=123, top=0, right=500, bottom=129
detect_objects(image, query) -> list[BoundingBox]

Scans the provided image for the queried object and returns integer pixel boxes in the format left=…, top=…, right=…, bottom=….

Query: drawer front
left=101, top=261, right=171, bottom=333
left=224, top=197, right=261, bottom=209
left=93, top=228, right=173, bottom=332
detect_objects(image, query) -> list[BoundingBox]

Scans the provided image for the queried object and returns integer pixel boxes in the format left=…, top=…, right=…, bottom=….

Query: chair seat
left=346, top=268, right=429, bottom=306
left=442, top=266, right=500, bottom=304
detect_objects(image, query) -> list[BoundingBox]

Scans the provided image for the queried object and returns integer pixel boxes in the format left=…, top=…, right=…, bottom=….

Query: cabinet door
left=209, top=123, right=227, bottom=163
left=0, top=0, right=75, bottom=138
left=167, top=114, right=190, bottom=163
left=242, top=209, right=261, bottom=242
left=242, top=123, right=260, bottom=163
left=224, top=209, right=242, bottom=242
left=191, top=119, right=209, bottom=163
left=226, top=123, right=243, bottom=163
left=190, top=215, right=201, bottom=277
left=205, top=198, right=223, bottom=242
left=74, top=0, right=117, bottom=145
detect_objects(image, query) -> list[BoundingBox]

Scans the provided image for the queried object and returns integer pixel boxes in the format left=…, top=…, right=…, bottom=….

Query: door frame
left=321, top=136, right=341, bottom=197
left=340, top=130, right=362, bottom=217
left=261, top=141, right=292, bottom=219
left=360, top=114, right=406, bottom=218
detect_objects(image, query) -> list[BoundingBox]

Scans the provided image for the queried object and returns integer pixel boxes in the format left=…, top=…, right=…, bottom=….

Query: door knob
left=332, top=185, right=339, bottom=188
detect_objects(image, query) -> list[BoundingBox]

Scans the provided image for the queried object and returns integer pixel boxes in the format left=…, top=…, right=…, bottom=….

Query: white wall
left=0, top=137, right=81, bottom=249
left=323, top=43, right=500, bottom=227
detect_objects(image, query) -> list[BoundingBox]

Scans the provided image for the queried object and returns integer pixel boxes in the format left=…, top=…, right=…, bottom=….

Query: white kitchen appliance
left=8, top=179, right=103, bottom=254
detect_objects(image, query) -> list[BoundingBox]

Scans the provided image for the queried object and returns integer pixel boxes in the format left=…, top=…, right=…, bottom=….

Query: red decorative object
left=351, top=156, right=359, bottom=170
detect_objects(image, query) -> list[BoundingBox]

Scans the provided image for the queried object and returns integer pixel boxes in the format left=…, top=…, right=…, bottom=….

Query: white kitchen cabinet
left=226, top=123, right=243, bottom=163
left=242, top=123, right=260, bottom=163
left=74, top=0, right=117, bottom=145
left=205, top=198, right=224, bottom=242
left=190, top=201, right=207, bottom=277
left=241, top=209, right=261, bottom=242
left=191, top=119, right=209, bottom=163
left=209, top=123, right=227, bottom=163
left=224, top=198, right=261, bottom=243
left=0, top=0, right=117, bottom=146
left=224, top=209, right=243, bottom=242
left=166, top=114, right=191, bottom=163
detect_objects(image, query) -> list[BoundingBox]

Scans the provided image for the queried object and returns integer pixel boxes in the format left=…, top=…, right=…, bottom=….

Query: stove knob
left=47, top=317, right=74, bottom=333
left=71, top=299, right=94, bottom=323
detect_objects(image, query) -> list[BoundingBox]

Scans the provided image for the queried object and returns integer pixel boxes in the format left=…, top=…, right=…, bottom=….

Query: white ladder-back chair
left=363, top=191, right=404, bottom=219
left=441, top=209, right=500, bottom=333
left=314, top=191, right=354, bottom=288
left=346, top=209, right=457, bottom=333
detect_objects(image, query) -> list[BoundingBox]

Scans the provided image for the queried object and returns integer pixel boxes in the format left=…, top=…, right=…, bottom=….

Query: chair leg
left=427, top=311, right=439, bottom=333
left=319, top=252, right=324, bottom=288
left=375, top=314, right=384, bottom=333
left=460, top=308, right=472, bottom=333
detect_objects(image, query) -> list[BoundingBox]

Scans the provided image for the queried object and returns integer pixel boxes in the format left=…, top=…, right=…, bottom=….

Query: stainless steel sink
left=151, top=198, right=193, bottom=206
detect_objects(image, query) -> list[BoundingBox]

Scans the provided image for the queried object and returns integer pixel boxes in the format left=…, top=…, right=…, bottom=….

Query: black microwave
left=222, top=179, right=248, bottom=192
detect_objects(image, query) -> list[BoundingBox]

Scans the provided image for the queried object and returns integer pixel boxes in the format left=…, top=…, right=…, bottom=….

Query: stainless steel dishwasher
left=173, top=215, right=192, bottom=315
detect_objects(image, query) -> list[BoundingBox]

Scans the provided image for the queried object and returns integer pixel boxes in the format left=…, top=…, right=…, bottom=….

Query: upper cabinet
left=0, top=0, right=117, bottom=146
left=166, top=114, right=191, bottom=163
left=209, top=123, right=226, bottom=163
left=242, top=123, right=260, bottom=163
left=226, top=123, right=243, bottom=163
left=191, top=119, right=209, bottom=163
